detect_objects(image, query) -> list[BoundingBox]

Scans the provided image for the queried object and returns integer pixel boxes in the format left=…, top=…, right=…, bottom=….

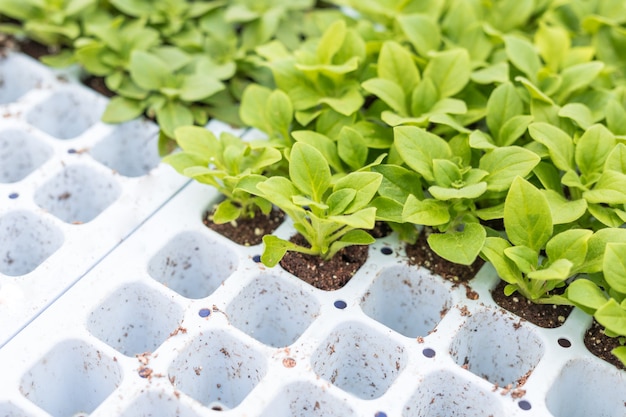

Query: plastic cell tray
left=0, top=50, right=200, bottom=345
left=0, top=178, right=625, bottom=417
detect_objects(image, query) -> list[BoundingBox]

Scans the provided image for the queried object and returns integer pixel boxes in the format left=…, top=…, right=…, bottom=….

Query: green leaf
left=213, top=200, right=242, bottom=224
left=129, top=50, right=170, bottom=91
left=372, top=164, right=423, bottom=203
left=584, top=170, right=626, bottom=204
left=504, top=35, right=541, bottom=81
left=583, top=228, right=626, bottom=274
left=605, top=143, right=626, bottom=172
left=362, top=78, right=407, bottom=115
left=528, top=122, right=574, bottom=171
left=540, top=190, right=587, bottom=224
left=411, top=78, right=439, bottom=116
left=504, top=245, right=538, bottom=274
left=480, top=146, right=540, bottom=192
left=423, top=49, right=470, bottom=98
left=377, top=41, right=420, bottom=95
left=486, top=83, right=523, bottom=145
left=319, top=86, right=364, bottom=116
left=337, top=127, right=368, bottom=171
left=334, top=171, right=382, bottom=213
left=174, top=126, right=219, bottom=158
left=156, top=101, right=194, bottom=139
left=292, top=130, right=343, bottom=173
left=266, top=89, right=293, bottom=135
left=504, top=177, right=553, bottom=252
left=427, top=223, right=486, bottom=265
left=101, top=96, right=145, bottom=123
left=327, top=189, right=357, bottom=216
left=527, top=258, right=572, bottom=281
left=612, top=347, right=626, bottom=367
left=471, top=62, right=509, bottom=84
left=180, top=75, right=224, bottom=102
left=261, top=235, right=300, bottom=267
left=289, top=142, right=331, bottom=202
left=596, top=298, right=626, bottom=336
left=534, top=22, right=570, bottom=72
left=498, top=115, right=534, bottom=147
left=566, top=279, right=608, bottom=315
left=316, top=19, right=346, bottom=64
left=606, top=100, right=626, bottom=135
left=481, top=237, right=523, bottom=285
left=328, top=229, right=375, bottom=259
left=329, top=207, right=377, bottom=229
left=428, top=182, right=487, bottom=200
left=256, top=177, right=301, bottom=213
left=469, top=130, right=496, bottom=150
left=546, top=229, right=593, bottom=273
left=575, top=124, right=616, bottom=178
left=394, top=126, right=452, bottom=182
left=557, top=61, right=604, bottom=102
left=371, top=196, right=404, bottom=222
left=402, top=195, right=450, bottom=226
left=604, top=243, right=626, bottom=294
left=397, top=13, right=441, bottom=57
left=240, top=84, right=271, bottom=132
left=558, top=103, right=594, bottom=130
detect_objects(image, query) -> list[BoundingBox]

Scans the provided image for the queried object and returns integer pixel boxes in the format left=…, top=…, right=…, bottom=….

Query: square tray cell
left=361, top=265, right=454, bottom=338
left=0, top=54, right=51, bottom=104
left=148, top=231, right=238, bottom=299
left=33, top=164, right=121, bottom=224
left=449, top=309, right=544, bottom=387
left=20, top=339, right=122, bottom=417
left=90, top=119, right=161, bottom=177
left=0, top=210, right=64, bottom=276
left=311, top=321, right=407, bottom=400
left=259, top=381, right=356, bottom=417
left=118, top=389, right=201, bottom=417
left=226, top=274, right=320, bottom=348
left=25, top=86, right=106, bottom=139
left=86, top=282, right=184, bottom=357
left=403, top=370, right=505, bottom=417
left=546, top=358, right=626, bottom=417
left=0, top=129, right=52, bottom=183
left=168, top=329, right=267, bottom=411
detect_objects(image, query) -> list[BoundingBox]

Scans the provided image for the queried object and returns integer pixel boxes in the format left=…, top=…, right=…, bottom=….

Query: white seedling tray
left=0, top=51, right=246, bottom=345
left=0, top=179, right=624, bottom=417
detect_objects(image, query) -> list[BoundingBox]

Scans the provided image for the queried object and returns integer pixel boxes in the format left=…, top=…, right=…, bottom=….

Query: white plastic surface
left=0, top=180, right=624, bottom=417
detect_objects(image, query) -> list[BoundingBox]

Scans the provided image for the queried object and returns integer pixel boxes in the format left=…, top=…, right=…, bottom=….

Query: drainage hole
left=8, top=192, right=18, bottom=199
left=422, top=348, right=436, bottom=358
left=518, top=400, right=532, bottom=411
left=557, top=337, right=571, bottom=348
left=333, top=300, right=347, bottom=309
left=381, top=247, right=393, bottom=255
left=252, top=254, right=261, bottom=263
left=198, top=308, right=211, bottom=317
left=374, top=413, right=387, bottom=417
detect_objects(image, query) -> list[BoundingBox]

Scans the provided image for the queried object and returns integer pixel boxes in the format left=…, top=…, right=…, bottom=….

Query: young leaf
left=377, top=41, right=420, bottom=95
left=427, top=223, right=486, bottom=265
left=480, top=146, right=540, bottom=192
left=213, top=200, right=242, bottom=224
left=504, top=35, right=541, bottom=81
left=583, top=228, right=626, bottom=274
left=129, top=50, right=169, bottom=91
left=397, top=13, right=441, bottom=57
left=557, top=61, right=604, bottom=102
left=262, top=235, right=301, bottom=267
left=604, top=243, right=626, bottom=294
left=546, top=229, right=593, bottom=273
left=596, top=299, right=626, bottom=336
left=289, top=142, right=331, bottom=202
left=481, top=237, right=523, bottom=285
left=504, top=245, right=538, bottom=274
left=362, top=78, right=407, bottom=115
left=101, top=96, right=145, bottom=123
left=423, top=49, right=471, bottom=98
left=394, top=126, right=452, bottom=182
left=575, top=124, right=616, bottom=178
left=334, top=171, right=382, bottom=213
left=528, top=122, right=574, bottom=171
left=540, top=190, right=587, bottom=224
left=527, top=258, right=572, bottom=281
left=402, top=195, right=450, bottom=226
left=486, top=82, right=523, bottom=143
left=566, top=279, right=608, bottom=315
left=504, top=177, right=553, bottom=252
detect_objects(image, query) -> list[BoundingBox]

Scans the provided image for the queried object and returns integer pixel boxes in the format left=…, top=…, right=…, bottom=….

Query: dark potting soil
left=203, top=208, right=285, bottom=246
left=16, top=39, right=57, bottom=60
left=279, top=233, right=369, bottom=291
left=405, top=227, right=484, bottom=299
left=83, top=76, right=116, bottom=97
left=491, top=280, right=573, bottom=328
left=584, top=319, right=626, bottom=371
left=370, top=220, right=393, bottom=239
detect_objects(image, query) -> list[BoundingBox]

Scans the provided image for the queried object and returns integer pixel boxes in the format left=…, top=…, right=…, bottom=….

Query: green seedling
left=162, top=125, right=282, bottom=224
left=248, top=142, right=382, bottom=266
